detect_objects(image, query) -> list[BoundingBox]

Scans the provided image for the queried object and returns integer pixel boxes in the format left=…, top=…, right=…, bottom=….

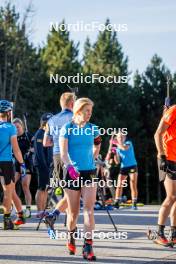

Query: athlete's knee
left=167, top=195, right=176, bottom=203
left=83, top=207, right=94, bottom=217
left=22, top=182, right=29, bottom=190
left=83, top=198, right=95, bottom=209
left=68, top=211, right=79, bottom=222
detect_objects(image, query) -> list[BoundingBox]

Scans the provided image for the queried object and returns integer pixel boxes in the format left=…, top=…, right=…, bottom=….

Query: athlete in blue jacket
left=59, top=98, right=101, bottom=260
left=43, top=93, right=75, bottom=226
left=114, top=132, right=138, bottom=210
left=0, top=100, right=26, bottom=229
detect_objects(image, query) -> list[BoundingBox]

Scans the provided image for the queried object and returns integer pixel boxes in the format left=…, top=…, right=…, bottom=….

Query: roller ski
left=82, top=239, right=96, bottom=261
left=147, top=229, right=173, bottom=248
left=44, top=213, right=56, bottom=238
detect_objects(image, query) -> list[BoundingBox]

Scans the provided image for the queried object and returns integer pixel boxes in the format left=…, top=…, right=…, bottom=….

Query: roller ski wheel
left=147, top=229, right=173, bottom=248
left=13, top=224, right=21, bottom=230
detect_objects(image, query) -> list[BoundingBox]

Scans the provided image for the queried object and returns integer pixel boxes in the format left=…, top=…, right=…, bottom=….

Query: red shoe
left=13, top=211, right=26, bottom=226
left=170, top=237, right=176, bottom=245
left=83, top=239, right=96, bottom=261
left=154, top=234, right=170, bottom=247
left=13, top=217, right=26, bottom=226
left=67, top=229, right=77, bottom=255
left=67, top=242, right=76, bottom=255
left=169, top=231, right=176, bottom=246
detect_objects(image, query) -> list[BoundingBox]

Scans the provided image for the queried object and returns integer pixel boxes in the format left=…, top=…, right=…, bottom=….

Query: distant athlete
left=13, top=118, right=33, bottom=218
left=34, top=113, right=53, bottom=217
left=114, top=133, right=138, bottom=209
left=43, top=93, right=75, bottom=227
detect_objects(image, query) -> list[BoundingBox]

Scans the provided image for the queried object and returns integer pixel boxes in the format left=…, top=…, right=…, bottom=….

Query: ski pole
left=165, top=75, right=171, bottom=108
left=23, top=112, right=28, bottom=133
left=98, top=187, right=118, bottom=232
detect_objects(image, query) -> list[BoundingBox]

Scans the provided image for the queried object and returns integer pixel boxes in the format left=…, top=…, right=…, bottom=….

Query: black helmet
left=0, top=100, right=13, bottom=113
left=40, top=113, right=53, bottom=123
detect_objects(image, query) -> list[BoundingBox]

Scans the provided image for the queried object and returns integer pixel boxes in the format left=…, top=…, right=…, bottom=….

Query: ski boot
left=3, top=216, right=15, bottom=230
left=44, top=213, right=56, bottom=237
left=147, top=229, right=172, bottom=247
left=25, top=206, right=31, bottom=218
left=13, top=212, right=26, bottom=227
left=168, top=228, right=176, bottom=247
left=82, top=239, right=96, bottom=261
left=113, top=200, right=120, bottom=209
left=67, top=228, right=77, bottom=255
left=132, top=202, right=138, bottom=210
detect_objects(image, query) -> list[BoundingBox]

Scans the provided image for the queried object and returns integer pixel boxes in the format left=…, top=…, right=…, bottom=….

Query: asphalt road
left=0, top=205, right=175, bottom=264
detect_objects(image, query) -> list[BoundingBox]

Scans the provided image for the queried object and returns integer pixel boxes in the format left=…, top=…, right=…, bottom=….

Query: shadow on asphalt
left=0, top=254, right=175, bottom=264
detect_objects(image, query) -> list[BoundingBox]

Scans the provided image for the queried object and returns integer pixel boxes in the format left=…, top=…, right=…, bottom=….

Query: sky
left=1, top=0, right=176, bottom=78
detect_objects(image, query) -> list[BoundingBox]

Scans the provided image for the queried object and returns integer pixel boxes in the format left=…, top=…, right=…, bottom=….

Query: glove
left=159, top=155, right=168, bottom=172
left=67, top=165, right=80, bottom=180
left=104, top=160, right=111, bottom=169
left=20, top=163, right=26, bottom=179
left=111, top=147, right=116, bottom=154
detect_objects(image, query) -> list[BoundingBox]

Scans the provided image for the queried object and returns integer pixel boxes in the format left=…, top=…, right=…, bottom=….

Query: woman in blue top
left=59, top=98, right=101, bottom=261
left=114, top=132, right=138, bottom=210
left=0, top=100, right=26, bottom=229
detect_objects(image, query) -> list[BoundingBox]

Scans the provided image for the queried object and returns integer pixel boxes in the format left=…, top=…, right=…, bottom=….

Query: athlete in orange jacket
left=154, top=105, right=176, bottom=246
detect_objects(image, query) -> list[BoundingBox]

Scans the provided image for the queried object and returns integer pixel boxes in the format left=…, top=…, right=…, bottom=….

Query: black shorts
left=62, top=168, right=98, bottom=191
left=15, top=160, right=31, bottom=174
left=0, top=161, right=15, bottom=185
left=119, top=165, right=138, bottom=175
left=158, top=159, right=176, bottom=182
left=35, top=166, right=50, bottom=191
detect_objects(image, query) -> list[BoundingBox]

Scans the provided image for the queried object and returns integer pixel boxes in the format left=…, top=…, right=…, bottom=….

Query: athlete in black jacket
left=33, top=113, right=53, bottom=217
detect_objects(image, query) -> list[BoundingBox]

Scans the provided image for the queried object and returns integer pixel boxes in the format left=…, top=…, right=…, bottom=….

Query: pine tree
left=133, top=54, right=171, bottom=203
left=41, top=20, right=81, bottom=111
left=82, top=19, right=139, bottom=155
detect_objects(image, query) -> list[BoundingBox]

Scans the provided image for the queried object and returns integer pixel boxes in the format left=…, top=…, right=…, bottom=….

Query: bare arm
left=43, top=123, right=53, bottom=147
left=154, top=119, right=169, bottom=157
left=59, top=137, right=72, bottom=167
left=11, top=136, right=24, bottom=164
left=93, top=144, right=101, bottom=159
left=114, top=153, right=120, bottom=164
